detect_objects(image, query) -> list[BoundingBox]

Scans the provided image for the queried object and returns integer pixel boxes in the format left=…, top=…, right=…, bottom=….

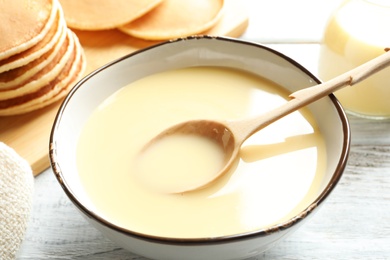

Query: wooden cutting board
left=0, top=0, right=249, bottom=176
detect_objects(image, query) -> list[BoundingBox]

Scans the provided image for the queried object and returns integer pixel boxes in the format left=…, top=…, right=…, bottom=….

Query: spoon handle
left=290, top=47, right=390, bottom=100
left=232, top=48, right=390, bottom=143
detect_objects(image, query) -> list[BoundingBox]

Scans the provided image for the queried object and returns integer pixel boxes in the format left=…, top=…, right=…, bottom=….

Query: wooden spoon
left=145, top=48, right=390, bottom=193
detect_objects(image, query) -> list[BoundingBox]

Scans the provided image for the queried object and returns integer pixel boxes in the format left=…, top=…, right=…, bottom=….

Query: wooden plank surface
left=0, top=0, right=249, bottom=176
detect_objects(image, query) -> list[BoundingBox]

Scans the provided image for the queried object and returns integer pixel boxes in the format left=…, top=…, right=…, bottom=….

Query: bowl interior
left=50, top=36, right=349, bottom=240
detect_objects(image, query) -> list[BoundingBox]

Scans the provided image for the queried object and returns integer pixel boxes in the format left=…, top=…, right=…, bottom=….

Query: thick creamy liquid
left=136, top=134, right=225, bottom=193
left=319, top=0, right=390, bottom=118
left=77, top=67, right=326, bottom=239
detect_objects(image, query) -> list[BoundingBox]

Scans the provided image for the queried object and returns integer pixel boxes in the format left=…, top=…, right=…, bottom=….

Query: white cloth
left=0, top=142, right=34, bottom=260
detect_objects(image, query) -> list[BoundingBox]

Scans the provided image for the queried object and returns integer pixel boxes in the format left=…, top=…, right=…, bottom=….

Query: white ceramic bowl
left=50, top=36, right=350, bottom=260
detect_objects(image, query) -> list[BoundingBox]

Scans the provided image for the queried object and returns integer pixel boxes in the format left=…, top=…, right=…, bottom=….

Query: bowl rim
left=50, top=35, right=350, bottom=245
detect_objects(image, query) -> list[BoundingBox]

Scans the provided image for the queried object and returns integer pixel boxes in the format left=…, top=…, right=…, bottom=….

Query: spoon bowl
left=143, top=119, right=237, bottom=192
left=146, top=47, right=390, bottom=193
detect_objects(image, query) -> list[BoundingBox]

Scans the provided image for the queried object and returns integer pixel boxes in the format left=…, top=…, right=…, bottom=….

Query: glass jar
left=318, top=0, right=390, bottom=119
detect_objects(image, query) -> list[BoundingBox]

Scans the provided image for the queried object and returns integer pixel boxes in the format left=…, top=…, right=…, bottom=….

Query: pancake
left=0, top=0, right=56, bottom=61
left=119, top=0, right=224, bottom=40
left=59, top=0, right=163, bottom=30
left=0, top=37, right=86, bottom=116
left=0, top=23, right=67, bottom=90
left=0, top=29, right=73, bottom=100
left=29, top=35, right=86, bottom=112
left=0, top=2, right=63, bottom=73
left=0, top=30, right=86, bottom=116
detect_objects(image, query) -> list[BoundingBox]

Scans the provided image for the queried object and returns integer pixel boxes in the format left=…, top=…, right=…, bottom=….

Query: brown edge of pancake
left=0, top=0, right=57, bottom=61
left=0, top=21, right=67, bottom=89
left=0, top=30, right=86, bottom=116
left=0, top=29, right=73, bottom=100
left=0, top=3, right=63, bottom=74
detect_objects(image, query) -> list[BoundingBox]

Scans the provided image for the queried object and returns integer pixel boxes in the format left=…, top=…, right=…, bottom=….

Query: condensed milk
left=77, top=66, right=327, bottom=238
left=319, top=0, right=390, bottom=118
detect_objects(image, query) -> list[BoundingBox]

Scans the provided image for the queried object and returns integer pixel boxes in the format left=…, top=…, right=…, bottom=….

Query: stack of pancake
left=59, top=0, right=224, bottom=41
left=0, top=0, right=86, bottom=116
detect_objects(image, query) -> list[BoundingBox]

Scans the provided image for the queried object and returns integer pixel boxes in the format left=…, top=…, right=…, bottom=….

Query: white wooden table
left=17, top=0, right=390, bottom=259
